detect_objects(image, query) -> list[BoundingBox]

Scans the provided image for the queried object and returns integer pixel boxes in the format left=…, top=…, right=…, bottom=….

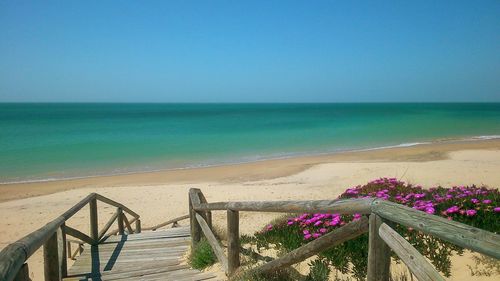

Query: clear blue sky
left=1, top=1, right=499, bottom=102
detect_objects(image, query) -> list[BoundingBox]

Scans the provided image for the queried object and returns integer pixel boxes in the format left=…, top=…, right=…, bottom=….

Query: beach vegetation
left=189, top=238, right=217, bottom=270
left=243, top=178, right=499, bottom=280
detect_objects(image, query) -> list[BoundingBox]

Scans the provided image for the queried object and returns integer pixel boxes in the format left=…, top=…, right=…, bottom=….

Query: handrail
left=143, top=214, right=190, bottom=231
left=0, top=193, right=141, bottom=281
left=252, top=216, right=369, bottom=274
left=95, top=194, right=139, bottom=219
left=371, top=199, right=500, bottom=259
left=191, top=196, right=500, bottom=260
left=378, top=223, right=444, bottom=281
left=194, top=198, right=374, bottom=214
left=0, top=193, right=96, bottom=281
left=188, top=188, right=500, bottom=279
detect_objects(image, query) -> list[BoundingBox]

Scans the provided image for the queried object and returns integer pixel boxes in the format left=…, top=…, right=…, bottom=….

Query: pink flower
left=471, top=198, right=479, bottom=204
left=482, top=199, right=492, bottom=204
left=414, top=193, right=426, bottom=199
left=465, top=209, right=477, bottom=216
left=330, top=217, right=340, bottom=226
left=312, top=233, right=322, bottom=238
left=304, top=234, right=312, bottom=239
left=353, top=213, right=362, bottom=221
left=425, top=207, right=435, bottom=214
left=445, top=206, right=460, bottom=214
left=494, top=207, right=500, bottom=213
left=319, top=228, right=327, bottom=233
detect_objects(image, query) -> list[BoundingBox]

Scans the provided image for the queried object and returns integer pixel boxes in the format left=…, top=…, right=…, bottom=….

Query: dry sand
left=0, top=139, right=499, bottom=280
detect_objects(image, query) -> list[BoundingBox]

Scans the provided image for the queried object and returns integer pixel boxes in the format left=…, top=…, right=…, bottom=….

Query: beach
left=1, top=139, right=499, bottom=280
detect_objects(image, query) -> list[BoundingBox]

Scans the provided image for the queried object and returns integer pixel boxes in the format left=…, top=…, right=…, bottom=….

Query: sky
left=0, top=1, right=499, bottom=103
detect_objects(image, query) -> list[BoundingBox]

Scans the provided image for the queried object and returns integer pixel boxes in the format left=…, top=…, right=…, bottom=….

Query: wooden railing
left=0, top=193, right=141, bottom=281
left=188, top=188, right=500, bottom=280
left=142, top=214, right=190, bottom=231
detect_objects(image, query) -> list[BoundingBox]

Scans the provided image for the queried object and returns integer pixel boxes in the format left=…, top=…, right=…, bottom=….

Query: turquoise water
left=1, top=103, right=499, bottom=183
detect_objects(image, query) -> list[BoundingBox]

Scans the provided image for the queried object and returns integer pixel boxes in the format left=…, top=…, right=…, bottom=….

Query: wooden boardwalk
left=64, top=227, right=218, bottom=281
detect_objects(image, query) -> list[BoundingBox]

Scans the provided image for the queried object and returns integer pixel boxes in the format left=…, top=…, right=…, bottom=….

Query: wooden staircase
left=64, top=227, right=218, bottom=281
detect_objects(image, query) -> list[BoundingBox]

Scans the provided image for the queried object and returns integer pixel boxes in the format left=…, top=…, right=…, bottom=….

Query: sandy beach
left=1, top=139, right=499, bottom=280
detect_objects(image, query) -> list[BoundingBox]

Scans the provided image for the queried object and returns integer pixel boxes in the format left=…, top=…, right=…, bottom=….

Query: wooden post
left=66, top=241, right=71, bottom=260
left=117, top=208, right=125, bottom=235
left=197, top=191, right=213, bottom=229
left=189, top=189, right=202, bottom=250
left=135, top=219, right=141, bottom=233
left=43, top=232, right=60, bottom=281
left=367, top=214, right=391, bottom=281
left=13, top=263, right=30, bottom=281
left=58, top=225, right=67, bottom=277
left=227, top=210, right=240, bottom=276
left=89, top=198, right=98, bottom=244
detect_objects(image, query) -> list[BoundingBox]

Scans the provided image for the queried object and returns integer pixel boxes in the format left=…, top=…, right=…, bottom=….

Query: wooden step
left=64, top=227, right=219, bottom=281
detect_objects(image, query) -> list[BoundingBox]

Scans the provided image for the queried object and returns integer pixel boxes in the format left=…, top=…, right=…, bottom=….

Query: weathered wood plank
left=135, top=219, right=141, bottom=234
left=95, top=194, right=139, bottom=219
left=143, top=214, right=189, bottom=231
left=197, top=190, right=213, bottom=229
left=227, top=209, right=240, bottom=276
left=378, top=223, right=445, bottom=281
left=253, top=216, right=369, bottom=274
left=372, top=199, right=500, bottom=259
left=70, top=260, right=183, bottom=275
left=117, top=208, right=124, bottom=235
left=195, top=198, right=374, bottom=214
left=98, top=210, right=119, bottom=241
left=99, top=217, right=138, bottom=242
left=89, top=198, right=98, bottom=244
left=44, top=231, right=61, bottom=281
left=63, top=225, right=94, bottom=245
left=102, top=229, right=190, bottom=243
left=122, top=213, right=134, bottom=234
left=189, top=189, right=202, bottom=249
left=66, top=241, right=72, bottom=260
left=93, top=264, right=190, bottom=279
left=12, top=263, right=29, bottom=281
left=60, top=193, right=96, bottom=220
left=195, top=213, right=229, bottom=272
left=58, top=225, right=68, bottom=278
left=367, top=214, right=390, bottom=281
left=68, top=259, right=183, bottom=274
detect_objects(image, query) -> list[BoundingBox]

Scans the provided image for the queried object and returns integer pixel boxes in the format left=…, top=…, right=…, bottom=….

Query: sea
left=1, top=103, right=499, bottom=184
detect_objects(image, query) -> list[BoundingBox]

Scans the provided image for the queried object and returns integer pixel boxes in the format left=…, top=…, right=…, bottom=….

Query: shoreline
left=2, top=135, right=499, bottom=186
left=1, top=138, right=499, bottom=203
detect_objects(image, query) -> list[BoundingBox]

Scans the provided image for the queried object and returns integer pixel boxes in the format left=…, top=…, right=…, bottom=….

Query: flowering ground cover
left=246, top=178, right=499, bottom=280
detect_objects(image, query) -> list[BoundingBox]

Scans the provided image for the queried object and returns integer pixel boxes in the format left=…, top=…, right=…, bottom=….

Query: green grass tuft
left=305, top=259, right=331, bottom=281
left=189, top=238, right=217, bottom=270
